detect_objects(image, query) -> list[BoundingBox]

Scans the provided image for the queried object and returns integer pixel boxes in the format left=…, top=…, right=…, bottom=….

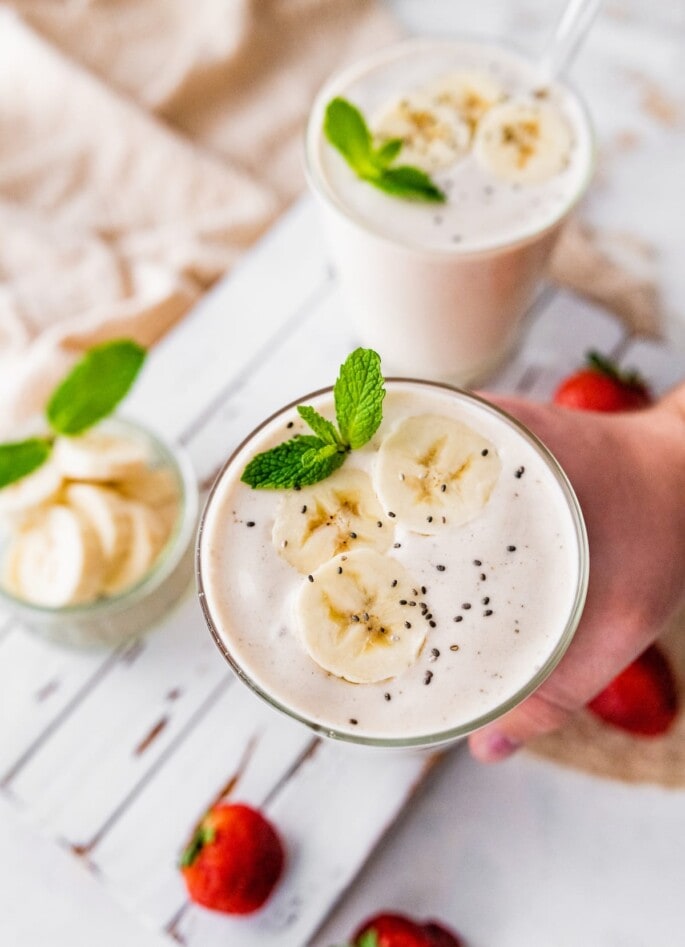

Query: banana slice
left=425, top=72, right=505, bottom=134
left=296, top=549, right=426, bottom=684
left=117, top=466, right=179, bottom=508
left=374, top=414, right=501, bottom=534
left=103, top=500, right=165, bottom=596
left=66, top=484, right=132, bottom=586
left=0, top=461, right=62, bottom=518
left=272, top=467, right=392, bottom=574
left=373, top=91, right=470, bottom=172
left=5, top=504, right=106, bottom=607
left=473, top=99, right=572, bottom=184
left=54, top=432, right=149, bottom=482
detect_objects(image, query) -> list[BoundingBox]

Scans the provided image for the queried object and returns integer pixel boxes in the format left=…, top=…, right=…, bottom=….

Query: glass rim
left=196, top=378, right=589, bottom=749
left=304, top=35, right=596, bottom=259
left=0, top=416, right=198, bottom=618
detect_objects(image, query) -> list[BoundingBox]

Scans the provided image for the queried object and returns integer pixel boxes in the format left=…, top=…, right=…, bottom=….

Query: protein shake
left=197, top=379, right=588, bottom=749
left=305, top=39, right=594, bottom=384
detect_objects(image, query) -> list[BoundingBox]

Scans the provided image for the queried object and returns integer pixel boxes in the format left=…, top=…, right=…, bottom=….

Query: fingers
left=468, top=688, right=577, bottom=763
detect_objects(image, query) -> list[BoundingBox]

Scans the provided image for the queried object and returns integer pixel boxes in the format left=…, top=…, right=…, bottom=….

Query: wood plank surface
left=1, top=192, right=682, bottom=947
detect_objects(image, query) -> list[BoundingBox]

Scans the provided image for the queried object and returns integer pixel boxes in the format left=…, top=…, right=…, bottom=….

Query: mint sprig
left=0, top=339, right=146, bottom=490
left=324, top=97, right=445, bottom=203
left=241, top=348, right=385, bottom=490
left=0, top=438, right=53, bottom=490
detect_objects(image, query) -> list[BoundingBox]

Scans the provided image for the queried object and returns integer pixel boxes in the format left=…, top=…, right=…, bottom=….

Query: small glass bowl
left=0, top=417, right=198, bottom=648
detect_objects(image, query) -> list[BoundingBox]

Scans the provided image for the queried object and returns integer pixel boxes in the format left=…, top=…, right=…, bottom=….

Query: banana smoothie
left=305, top=39, right=594, bottom=384
left=198, top=380, right=588, bottom=747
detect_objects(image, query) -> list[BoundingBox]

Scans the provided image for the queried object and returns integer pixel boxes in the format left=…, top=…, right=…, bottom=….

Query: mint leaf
left=0, top=438, right=52, bottom=489
left=324, top=98, right=377, bottom=178
left=374, top=137, right=403, bottom=166
left=334, top=348, right=385, bottom=450
left=323, top=98, right=445, bottom=203
left=374, top=165, right=445, bottom=202
left=46, top=339, right=146, bottom=436
left=297, top=405, right=344, bottom=447
left=302, top=443, right=342, bottom=468
left=241, top=436, right=345, bottom=489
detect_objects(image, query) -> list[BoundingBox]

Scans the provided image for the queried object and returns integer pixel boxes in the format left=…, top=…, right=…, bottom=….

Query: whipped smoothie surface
left=309, top=39, right=593, bottom=253
left=199, top=383, right=584, bottom=742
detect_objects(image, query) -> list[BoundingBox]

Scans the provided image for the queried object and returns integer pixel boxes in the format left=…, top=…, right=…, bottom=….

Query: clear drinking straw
left=537, top=0, right=603, bottom=83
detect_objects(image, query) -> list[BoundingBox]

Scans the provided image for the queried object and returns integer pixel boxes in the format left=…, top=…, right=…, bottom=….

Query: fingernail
left=472, top=731, right=522, bottom=763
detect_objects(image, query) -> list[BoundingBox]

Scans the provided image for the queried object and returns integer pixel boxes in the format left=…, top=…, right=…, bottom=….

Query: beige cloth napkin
left=0, top=0, right=399, bottom=433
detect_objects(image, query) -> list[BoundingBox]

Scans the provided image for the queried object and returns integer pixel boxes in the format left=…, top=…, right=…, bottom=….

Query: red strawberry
left=351, top=912, right=463, bottom=947
left=588, top=644, right=679, bottom=736
left=553, top=351, right=652, bottom=412
left=180, top=802, right=284, bottom=914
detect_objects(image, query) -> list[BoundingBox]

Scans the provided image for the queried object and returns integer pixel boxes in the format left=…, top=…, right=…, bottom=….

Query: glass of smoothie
left=196, top=378, right=588, bottom=750
left=305, top=38, right=594, bottom=386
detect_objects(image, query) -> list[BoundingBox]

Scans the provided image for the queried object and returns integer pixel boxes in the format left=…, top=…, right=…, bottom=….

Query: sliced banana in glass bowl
left=0, top=417, right=198, bottom=648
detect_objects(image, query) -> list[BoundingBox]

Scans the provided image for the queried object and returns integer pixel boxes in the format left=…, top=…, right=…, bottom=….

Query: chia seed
left=484, top=609, right=493, bottom=617
left=337, top=566, right=343, bottom=574
left=473, top=559, right=482, bottom=566
left=436, top=564, right=446, bottom=572
left=307, top=574, right=314, bottom=583
left=388, top=511, right=396, bottom=518
left=429, top=620, right=437, bottom=628
left=480, top=573, right=487, bottom=581
left=391, top=579, right=398, bottom=587
left=405, top=621, right=412, bottom=629
left=450, top=644, right=460, bottom=651
left=462, top=603, right=472, bottom=610
left=301, top=505, right=307, bottom=514
left=384, top=692, right=391, bottom=701
left=515, top=466, right=525, bottom=478
left=246, top=521, right=255, bottom=527
left=453, top=615, right=463, bottom=623
left=286, top=421, right=294, bottom=429
left=482, top=597, right=490, bottom=605
left=393, top=542, right=402, bottom=549
left=424, top=670, right=434, bottom=685
left=349, top=531, right=357, bottom=539
left=481, top=449, right=489, bottom=456
left=507, top=545, right=517, bottom=552
left=349, top=719, right=358, bottom=725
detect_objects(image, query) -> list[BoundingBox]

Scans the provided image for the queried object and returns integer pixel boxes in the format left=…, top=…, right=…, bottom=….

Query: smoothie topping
left=473, top=100, right=573, bottom=184
left=272, top=467, right=393, bottom=573
left=242, top=348, right=385, bottom=490
left=323, top=71, right=573, bottom=200
left=296, top=548, right=428, bottom=684
left=373, top=414, right=501, bottom=534
left=323, top=98, right=446, bottom=202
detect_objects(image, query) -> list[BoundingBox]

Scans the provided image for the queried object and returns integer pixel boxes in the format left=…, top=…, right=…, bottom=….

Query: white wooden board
left=1, top=195, right=683, bottom=947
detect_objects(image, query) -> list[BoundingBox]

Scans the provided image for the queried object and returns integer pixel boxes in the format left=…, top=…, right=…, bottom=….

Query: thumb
left=467, top=689, right=577, bottom=763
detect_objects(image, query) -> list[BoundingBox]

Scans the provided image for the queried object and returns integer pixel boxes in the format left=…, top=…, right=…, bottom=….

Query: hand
left=468, top=388, right=685, bottom=762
